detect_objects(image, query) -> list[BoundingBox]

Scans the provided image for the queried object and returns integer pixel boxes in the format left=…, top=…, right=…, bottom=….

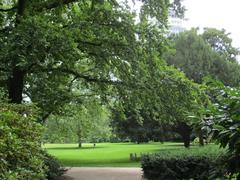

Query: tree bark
left=7, top=0, right=26, bottom=104
left=8, top=68, right=25, bottom=104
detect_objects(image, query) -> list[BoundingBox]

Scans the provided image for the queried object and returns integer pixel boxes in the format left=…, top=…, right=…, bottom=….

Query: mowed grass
left=43, top=142, right=224, bottom=167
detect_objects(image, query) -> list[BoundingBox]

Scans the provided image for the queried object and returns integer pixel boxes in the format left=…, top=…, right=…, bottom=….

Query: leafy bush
left=203, top=79, right=240, bottom=178
left=141, top=148, right=228, bottom=180
left=0, top=103, right=46, bottom=180
left=42, top=151, right=66, bottom=179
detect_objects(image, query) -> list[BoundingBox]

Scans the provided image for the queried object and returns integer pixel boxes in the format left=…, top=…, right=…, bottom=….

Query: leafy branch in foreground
left=203, top=78, right=240, bottom=178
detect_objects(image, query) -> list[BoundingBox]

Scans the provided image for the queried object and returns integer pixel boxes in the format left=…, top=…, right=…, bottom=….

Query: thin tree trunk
left=77, top=129, right=82, bottom=148
left=199, top=131, right=204, bottom=146
left=78, top=137, right=82, bottom=148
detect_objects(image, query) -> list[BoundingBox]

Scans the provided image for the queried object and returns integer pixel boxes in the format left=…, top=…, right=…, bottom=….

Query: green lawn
left=43, top=142, right=224, bottom=167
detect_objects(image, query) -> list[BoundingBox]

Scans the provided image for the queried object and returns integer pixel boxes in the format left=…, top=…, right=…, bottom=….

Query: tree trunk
left=199, top=131, right=204, bottom=146
left=183, top=133, right=191, bottom=148
left=8, top=68, right=25, bottom=104
left=78, top=141, right=82, bottom=148
left=174, top=122, right=192, bottom=148
left=7, top=0, right=26, bottom=104
left=77, top=131, right=82, bottom=148
left=17, top=0, right=26, bottom=17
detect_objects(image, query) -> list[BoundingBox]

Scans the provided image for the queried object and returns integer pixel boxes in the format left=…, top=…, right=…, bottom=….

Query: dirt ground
left=56, top=167, right=142, bottom=180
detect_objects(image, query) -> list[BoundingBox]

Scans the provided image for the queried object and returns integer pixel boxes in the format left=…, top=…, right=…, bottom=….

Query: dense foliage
left=44, top=98, right=111, bottom=146
left=0, top=103, right=46, bottom=179
left=202, top=28, right=239, bottom=62
left=164, top=29, right=240, bottom=86
left=0, top=0, right=181, bottom=122
left=42, top=151, right=66, bottom=180
left=142, top=151, right=229, bottom=180
left=112, top=64, right=206, bottom=147
left=203, top=79, right=240, bottom=178
left=1, top=0, right=239, bottom=178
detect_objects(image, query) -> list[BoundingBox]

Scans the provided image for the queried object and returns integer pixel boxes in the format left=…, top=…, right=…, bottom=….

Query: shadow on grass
left=143, top=147, right=184, bottom=154
left=110, top=143, right=139, bottom=146
left=115, top=142, right=163, bottom=146
left=162, top=143, right=199, bottom=147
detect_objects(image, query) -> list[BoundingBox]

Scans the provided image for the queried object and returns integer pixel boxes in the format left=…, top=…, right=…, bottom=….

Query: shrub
left=203, top=80, right=240, bottom=178
left=141, top=148, right=228, bottom=180
left=42, top=151, right=66, bottom=179
left=0, top=103, right=46, bottom=180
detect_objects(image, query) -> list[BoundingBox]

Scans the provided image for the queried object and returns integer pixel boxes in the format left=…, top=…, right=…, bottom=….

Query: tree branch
left=48, top=68, right=123, bottom=86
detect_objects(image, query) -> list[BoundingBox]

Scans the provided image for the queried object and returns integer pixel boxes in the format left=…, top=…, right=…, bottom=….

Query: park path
left=57, top=167, right=142, bottom=180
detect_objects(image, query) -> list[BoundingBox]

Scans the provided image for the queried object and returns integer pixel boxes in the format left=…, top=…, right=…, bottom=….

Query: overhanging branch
left=46, top=67, right=124, bottom=86
left=61, top=68, right=122, bottom=85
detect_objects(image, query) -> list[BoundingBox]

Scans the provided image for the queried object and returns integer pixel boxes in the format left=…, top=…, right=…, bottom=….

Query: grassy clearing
left=43, top=142, right=225, bottom=167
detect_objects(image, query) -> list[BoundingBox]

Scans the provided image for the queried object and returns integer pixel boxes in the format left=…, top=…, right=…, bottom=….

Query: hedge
left=141, top=150, right=229, bottom=180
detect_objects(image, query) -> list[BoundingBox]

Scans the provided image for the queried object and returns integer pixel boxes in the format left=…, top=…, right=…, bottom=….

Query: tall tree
left=202, top=28, right=240, bottom=62
left=164, top=29, right=214, bottom=83
left=0, top=0, right=183, bottom=120
left=45, top=98, right=110, bottom=147
left=112, top=62, right=205, bottom=147
left=164, top=29, right=240, bottom=86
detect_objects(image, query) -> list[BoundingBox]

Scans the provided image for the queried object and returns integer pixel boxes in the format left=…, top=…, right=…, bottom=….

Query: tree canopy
left=0, top=0, right=184, bottom=122
left=202, top=28, right=240, bottom=62
left=1, top=1, right=208, bottom=148
left=164, top=29, right=240, bottom=86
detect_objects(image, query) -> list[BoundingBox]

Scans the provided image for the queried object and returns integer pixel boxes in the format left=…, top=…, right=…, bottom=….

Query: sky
left=182, top=0, right=240, bottom=48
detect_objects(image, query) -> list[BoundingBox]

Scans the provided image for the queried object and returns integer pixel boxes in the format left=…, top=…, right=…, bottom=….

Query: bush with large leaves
left=204, top=79, right=240, bottom=178
left=0, top=103, right=46, bottom=179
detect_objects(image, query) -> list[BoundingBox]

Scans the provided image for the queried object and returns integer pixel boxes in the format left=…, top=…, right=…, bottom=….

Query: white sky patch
left=182, top=0, right=240, bottom=48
